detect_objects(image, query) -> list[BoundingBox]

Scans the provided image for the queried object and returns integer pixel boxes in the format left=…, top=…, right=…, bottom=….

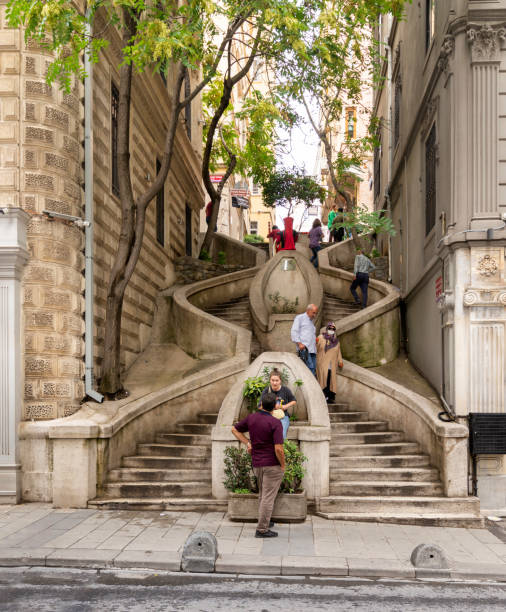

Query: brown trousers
left=253, top=465, right=284, bottom=532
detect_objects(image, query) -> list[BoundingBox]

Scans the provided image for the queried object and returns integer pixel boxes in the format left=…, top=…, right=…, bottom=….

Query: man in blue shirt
left=290, top=304, right=318, bottom=375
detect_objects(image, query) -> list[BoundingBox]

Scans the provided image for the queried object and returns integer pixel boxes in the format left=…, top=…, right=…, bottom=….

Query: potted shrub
left=225, top=440, right=307, bottom=522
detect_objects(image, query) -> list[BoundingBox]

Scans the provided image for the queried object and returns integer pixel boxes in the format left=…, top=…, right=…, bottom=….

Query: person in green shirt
left=327, top=204, right=337, bottom=242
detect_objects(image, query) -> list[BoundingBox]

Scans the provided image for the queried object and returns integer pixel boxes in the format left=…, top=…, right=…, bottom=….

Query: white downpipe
left=385, top=43, right=393, bottom=282
left=84, top=10, right=103, bottom=403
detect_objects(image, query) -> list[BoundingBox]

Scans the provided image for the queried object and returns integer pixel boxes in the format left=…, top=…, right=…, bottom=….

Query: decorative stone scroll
left=463, top=289, right=506, bottom=307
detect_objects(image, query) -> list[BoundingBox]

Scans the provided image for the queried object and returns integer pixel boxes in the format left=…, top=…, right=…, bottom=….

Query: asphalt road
left=2, top=568, right=506, bottom=612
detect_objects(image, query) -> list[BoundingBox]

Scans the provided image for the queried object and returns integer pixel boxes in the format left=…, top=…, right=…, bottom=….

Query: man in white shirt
left=290, top=304, right=319, bottom=375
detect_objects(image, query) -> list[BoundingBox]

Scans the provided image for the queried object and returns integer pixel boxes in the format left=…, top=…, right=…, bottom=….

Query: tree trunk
left=100, top=10, right=137, bottom=396
left=97, top=16, right=248, bottom=397
left=200, top=27, right=263, bottom=256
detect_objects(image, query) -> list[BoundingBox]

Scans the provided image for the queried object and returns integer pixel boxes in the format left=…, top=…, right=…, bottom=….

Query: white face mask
left=327, top=330, right=335, bottom=336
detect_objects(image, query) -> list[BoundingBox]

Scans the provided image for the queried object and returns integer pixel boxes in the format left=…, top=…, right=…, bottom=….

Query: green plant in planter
left=280, top=440, right=307, bottom=494
left=199, top=248, right=212, bottom=262
left=223, top=446, right=257, bottom=493
left=223, top=440, right=306, bottom=495
left=242, top=375, right=268, bottom=412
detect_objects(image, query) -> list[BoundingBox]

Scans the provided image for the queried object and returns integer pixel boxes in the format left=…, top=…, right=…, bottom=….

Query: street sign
left=209, top=174, right=224, bottom=183
left=231, top=189, right=249, bottom=197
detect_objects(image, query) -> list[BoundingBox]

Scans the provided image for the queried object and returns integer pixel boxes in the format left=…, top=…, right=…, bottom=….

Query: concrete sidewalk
left=1, top=504, right=506, bottom=582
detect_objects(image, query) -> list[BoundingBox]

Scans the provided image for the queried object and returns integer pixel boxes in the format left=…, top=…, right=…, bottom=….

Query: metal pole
left=84, top=9, right=103, bottom=403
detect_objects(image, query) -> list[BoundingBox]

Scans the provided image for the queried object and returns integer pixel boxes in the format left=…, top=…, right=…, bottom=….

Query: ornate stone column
left=467, top=24, right=506, bottom=224
left=0, top=209, right=29, bottom=503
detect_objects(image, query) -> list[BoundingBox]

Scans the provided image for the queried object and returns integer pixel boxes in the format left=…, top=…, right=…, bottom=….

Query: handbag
left=297, top=347, right=309, bottom=364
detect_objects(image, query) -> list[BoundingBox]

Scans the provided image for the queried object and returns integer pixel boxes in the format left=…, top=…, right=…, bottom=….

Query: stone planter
left=228, top=491, right=307, bottom=523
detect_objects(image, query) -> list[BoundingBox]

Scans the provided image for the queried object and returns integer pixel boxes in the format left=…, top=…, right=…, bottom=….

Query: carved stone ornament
left=438, top=35, right=455, bottom=73
left=467, top=23, right=506, bottom=62
left=477, top=254, right=499, bottom=277
left=463, top=289, right=506, bottom=307
left=421, top=96, right=439, bottom=139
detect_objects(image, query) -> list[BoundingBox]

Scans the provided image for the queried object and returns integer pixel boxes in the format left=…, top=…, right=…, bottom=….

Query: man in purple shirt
left=232, top=392, right=285, bottom=538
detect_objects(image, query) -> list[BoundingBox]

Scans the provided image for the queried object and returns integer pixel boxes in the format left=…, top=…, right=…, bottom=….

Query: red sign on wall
left=435, top=275, right=443, bottom=303
left=209, top=174, right=224, bottom=183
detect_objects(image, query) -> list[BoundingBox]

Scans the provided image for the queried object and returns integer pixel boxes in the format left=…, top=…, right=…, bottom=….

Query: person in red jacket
left=267, top=225, right=282, bottom=253
left=205, top=201, right=217, bottom=231
left=279, top=216, right=298, bottom=250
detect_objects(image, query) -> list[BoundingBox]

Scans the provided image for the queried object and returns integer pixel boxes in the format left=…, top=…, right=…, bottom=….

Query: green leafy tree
left=273, top=0, right=409, bottom=247
left=6, top=0, right=290, bottom=396
left=331, top=205, right=395, bottom=254
left=261, top=167, right=326, bottom=219
left=199, top=5, right=306, bottom=256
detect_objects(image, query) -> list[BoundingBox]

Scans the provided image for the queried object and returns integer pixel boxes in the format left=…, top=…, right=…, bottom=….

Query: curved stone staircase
left=89, top=236, right=481, bottom=526
left=317, top=402, right=482, bottom=527
left=204, top=297, right=262, bottom=359
left=89, top=411, right=225, bottom=512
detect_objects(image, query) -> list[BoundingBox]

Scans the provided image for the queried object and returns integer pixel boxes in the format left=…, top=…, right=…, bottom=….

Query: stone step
left=330, top=431, right=405, bottom=444
left=102, top=481, right=212, bottom=498
left=108, top=468, right=211, bottom=482
left=136, top=444, right=210, bottom=458
left=330, top=421, right=389, bottom=433
left=318, top=495, right=481, bottom=515
left=326, top=403, right=354, bottom=413
left=155, top=433, right=211, bottom=446
left=123, top=456, right=210, bottom=469
left=88, top=497, right=228, bottom=512
left=315, top=512, right=484, bottom=528
left=330, top=455, right=431, bottom=469
left=197, top=413, right=219, bottom=424
left=175, top=423, right=213, bottom=435
left=329, top=412, right=370, bottom=422
left=331, top=467, right=439, bottom=482
left=330, top=442, right=420, bottom=457
left=329, top=481, right=443, bottom=497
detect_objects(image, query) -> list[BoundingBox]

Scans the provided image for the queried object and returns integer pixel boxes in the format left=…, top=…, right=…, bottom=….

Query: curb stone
left=1, top=553, right=506, bottom=583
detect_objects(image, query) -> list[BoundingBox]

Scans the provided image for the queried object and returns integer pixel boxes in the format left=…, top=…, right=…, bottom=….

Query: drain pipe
left=84, top=9, right=103, bottom=403
left=385, top=42, right=393, bottom=283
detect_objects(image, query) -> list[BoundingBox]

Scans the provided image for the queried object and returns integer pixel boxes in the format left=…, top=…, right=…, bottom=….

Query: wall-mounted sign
left=209, top=174, right=224, bottom=183
left=232, top=196, right=249, bottom=209
left=435, top=275, right=443, bottom=303
left=231, top=189, right=250, bottom=197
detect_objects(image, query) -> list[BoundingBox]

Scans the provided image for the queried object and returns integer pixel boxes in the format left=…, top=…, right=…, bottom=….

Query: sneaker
left=255, top=529, right=278, bottom=538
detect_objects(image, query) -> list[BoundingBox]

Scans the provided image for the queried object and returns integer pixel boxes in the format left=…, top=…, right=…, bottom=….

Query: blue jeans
left=281, top=415, right=290, bottom=440
left=350, top=272, right=369, bottom=308
left=310, top=246, right=321, bottom=268
left=306, top=352, right=317, bottom=376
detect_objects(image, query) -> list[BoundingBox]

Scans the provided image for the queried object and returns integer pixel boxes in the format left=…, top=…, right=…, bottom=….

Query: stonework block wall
left=1, top=7, right=204, bottom=418
left=0, top=5, right=85, bottom=420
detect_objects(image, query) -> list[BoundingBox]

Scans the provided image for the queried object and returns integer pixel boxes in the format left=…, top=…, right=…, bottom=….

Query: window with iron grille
left=184, top=69, right=191, bottom=140
left=394, top=72, right=401, bottom=148
left=111, top=82, right=119, bottom=197
left=425, top=0, right=435, bottom=53
left=250, top=221, right=258, bottom=235
left=156, top=159, right=164, bottom=246
left=374, top=141, right=381, bottom=201
left=425, top=124, right=437, bottom=235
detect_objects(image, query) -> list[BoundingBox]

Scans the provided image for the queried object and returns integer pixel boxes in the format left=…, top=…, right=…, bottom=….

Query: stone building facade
left=374, top=2, right=506, bottom=509
left=0, top=2, right=204, bottom=501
